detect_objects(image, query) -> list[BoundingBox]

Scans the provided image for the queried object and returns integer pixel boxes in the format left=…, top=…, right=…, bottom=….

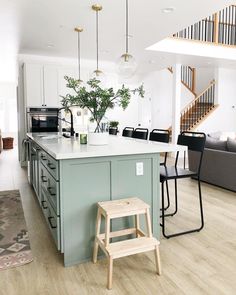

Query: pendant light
left=74, top=27, right=83, bottom=83
left=91, top=4, right=105, bottom=79
left=118, top=0, right=137, bottom=78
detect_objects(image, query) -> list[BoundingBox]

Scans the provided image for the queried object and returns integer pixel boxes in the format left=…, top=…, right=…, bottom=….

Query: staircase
left=180, top=80, right=218, bottom=131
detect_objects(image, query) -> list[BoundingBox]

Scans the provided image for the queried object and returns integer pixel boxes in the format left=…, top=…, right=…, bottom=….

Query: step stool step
left=98, top=197, right=150, bottom=218
left=106, top=237, right=159, bottom=259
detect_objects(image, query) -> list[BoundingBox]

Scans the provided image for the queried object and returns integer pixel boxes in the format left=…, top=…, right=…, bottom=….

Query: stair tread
left=106, top=237, right=159, bottom=258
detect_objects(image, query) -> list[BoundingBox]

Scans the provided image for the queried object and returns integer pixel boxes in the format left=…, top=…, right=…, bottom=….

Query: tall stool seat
left=93, top=197, right=161, bottom=289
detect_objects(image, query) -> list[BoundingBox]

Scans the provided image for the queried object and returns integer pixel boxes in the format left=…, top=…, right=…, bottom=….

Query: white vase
left=88, top=132, right=109, bottom=145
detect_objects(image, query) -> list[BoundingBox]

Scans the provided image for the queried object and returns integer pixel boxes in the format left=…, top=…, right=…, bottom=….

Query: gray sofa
left=189, top=136, right=236, bottom=192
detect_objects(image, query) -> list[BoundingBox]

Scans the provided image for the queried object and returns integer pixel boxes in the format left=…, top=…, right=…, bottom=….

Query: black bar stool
left=122, top=127, right=134, bottom=138
left=160, top=131, right=206, bottom=239
left=132, top=128, right=149, bottom=140
left=109, top=127, right=118, bottom=135
left=149, top=129, right=170, bottom=165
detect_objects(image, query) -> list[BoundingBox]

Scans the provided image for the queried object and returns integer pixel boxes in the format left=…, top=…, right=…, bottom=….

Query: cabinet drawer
left=41, top=187, right=61, bottom=251
left=39, top=150, right=59, bottom=180
left=40, top=163, right=60, bottom=215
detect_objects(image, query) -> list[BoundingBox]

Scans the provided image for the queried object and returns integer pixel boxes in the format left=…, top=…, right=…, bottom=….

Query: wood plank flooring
left=0, top=149, right=236, bottom=294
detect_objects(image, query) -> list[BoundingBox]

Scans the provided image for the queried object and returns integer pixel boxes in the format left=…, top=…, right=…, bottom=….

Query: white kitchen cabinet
left=24, top=63, right=61, bottom=107
left=43, top=65, right=59, bottom=107
left=24, top=63, right=44, bottom=107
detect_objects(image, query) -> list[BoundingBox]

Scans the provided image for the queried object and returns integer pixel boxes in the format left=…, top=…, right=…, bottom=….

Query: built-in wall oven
left=26, top=107, right=59, bottom=133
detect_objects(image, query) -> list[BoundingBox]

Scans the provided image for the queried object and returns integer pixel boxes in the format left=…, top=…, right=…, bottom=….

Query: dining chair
left=132, top=128, right=149, bottom=140
left=160, top=131, right=206, bottom=238
left=122, top=127, right=134, bottom=138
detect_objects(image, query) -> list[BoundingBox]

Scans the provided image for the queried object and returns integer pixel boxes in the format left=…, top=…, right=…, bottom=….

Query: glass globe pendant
left=118, top=0, right=137, bottom=78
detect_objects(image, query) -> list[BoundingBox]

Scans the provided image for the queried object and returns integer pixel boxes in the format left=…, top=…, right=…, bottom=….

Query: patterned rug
left=0, top=190, right=33, bottom=270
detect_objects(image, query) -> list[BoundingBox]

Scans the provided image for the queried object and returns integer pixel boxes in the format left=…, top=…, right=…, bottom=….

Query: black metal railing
left=218, top=6, right=236, bottom=45
left=180, top=80, right=215, bottom=132
left=174, top=15, right=215, bottom=43
left=174, top=5, right=236, bottom=47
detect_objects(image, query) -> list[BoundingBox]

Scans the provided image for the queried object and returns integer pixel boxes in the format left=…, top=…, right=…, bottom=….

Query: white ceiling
left=0, top=0, right=234, bottom=81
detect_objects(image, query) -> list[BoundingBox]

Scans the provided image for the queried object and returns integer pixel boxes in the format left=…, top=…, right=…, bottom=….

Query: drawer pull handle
left=48, top=216, right=57, bottom=229
left=47, top=162, right=56, bottom=170
left=47, top=187, right=56, bottom=196
left=41, top=155, right=47, bottom=160
left=41, top=176, right=47, bottom=183
left=41, top=200, right=48, bottom=209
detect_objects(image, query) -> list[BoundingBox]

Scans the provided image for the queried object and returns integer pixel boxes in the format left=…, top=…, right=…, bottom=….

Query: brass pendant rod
left=96, top=10, right=99, bottom=72
left=78, top=31, right=81, bottom=80
left=126, top=0, right=129, bottom=54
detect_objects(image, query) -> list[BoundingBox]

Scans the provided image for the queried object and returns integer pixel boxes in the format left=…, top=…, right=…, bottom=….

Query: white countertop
left=27, top=132, right=187, bottom=160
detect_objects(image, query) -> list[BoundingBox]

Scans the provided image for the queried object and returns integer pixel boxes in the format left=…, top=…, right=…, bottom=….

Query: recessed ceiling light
left=162, top=7, right=175, bottom=13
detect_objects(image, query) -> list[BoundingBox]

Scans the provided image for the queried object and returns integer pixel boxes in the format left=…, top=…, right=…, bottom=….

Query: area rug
left=0, top=190, right=33, bottom=270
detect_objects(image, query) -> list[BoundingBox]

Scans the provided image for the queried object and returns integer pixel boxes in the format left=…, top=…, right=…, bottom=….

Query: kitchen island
left=27, top=133, right=186, bottom=267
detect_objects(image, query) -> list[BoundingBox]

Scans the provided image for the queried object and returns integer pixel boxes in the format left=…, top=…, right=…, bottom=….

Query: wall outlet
left=136, top=162, right=144, bottom=176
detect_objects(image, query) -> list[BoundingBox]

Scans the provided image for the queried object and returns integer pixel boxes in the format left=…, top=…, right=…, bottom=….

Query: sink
left=40, top=135, right=62, bottom=140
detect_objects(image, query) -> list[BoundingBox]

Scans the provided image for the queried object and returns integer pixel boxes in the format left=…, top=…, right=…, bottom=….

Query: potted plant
left=61, top=77, right=145, bottom=145
left=109, top=121, right=119, bottom=128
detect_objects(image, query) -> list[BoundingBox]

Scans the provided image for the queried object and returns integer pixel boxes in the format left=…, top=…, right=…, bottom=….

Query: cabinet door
left=24, top=63, right=43, bottom=107
left=43, top=65, right=59, bottom=107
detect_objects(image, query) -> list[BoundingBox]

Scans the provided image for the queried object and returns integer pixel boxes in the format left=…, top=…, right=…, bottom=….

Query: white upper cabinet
left=43, top=65, right=59, bottom=107
left=24, top=63, right=71, bottom=108
left=24, top=63, right=44, bottom=107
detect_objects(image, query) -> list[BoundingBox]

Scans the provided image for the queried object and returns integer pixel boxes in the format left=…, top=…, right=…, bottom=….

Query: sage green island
left=27, top=133, right=185, bottom=267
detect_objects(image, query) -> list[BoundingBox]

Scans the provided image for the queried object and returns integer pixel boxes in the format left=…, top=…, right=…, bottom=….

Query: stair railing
left=173, top=5, right=236, bottom=46
left=168, top=65, right=196, bottom=94
left=180, top=80, right=215, bottom=131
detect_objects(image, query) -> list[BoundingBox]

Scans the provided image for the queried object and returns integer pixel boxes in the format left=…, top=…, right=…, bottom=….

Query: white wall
left=197, top=68, right=236, bottom=134
left=141, top=69, right=195, bottom=130
left=0, top=82, right=17, bottom=144
left=195, top=67, right=215, bottom=94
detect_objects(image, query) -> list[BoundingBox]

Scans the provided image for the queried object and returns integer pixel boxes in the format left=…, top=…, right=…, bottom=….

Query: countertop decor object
left=60, top=77, right=144, bottom=145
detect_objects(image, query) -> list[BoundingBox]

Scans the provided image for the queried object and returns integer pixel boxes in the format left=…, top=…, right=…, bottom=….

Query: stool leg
left=93, top=208, right=102, bottom=263
left=135, top=214, right=140, bottom=238
left=107, top=256, right=113, bottom=290
left=105, top=217, right=110, bottom=247
left=154, top=246, right=161, bottom=275
left=145, top=209, right=153, bottom=238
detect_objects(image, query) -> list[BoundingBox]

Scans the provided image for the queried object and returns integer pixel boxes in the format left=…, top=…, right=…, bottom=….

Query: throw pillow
left=226, top=138, right=236, bottom=152
left=205, top=136, right=227, bottom=151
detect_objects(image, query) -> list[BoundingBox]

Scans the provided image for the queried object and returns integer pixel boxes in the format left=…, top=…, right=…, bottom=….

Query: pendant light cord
left=96, top=10, right=99, bottom=71
left=126, top=0, right=129, bottom=54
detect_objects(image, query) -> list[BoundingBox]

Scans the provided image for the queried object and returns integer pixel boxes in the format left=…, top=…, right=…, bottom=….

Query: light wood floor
left=0, top=149, right=236, bottom=295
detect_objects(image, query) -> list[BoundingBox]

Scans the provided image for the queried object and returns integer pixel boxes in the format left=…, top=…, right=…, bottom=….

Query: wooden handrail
left=181, top=80, right=215, bottom=114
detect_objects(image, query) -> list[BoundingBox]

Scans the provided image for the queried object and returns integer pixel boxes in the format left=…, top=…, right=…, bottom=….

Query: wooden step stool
left=93, top=197, right=161, bottom=289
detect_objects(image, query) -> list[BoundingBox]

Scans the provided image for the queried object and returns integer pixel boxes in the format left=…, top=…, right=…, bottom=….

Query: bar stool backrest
left=132, top=128, right=149, bottom=140
left=122, top=127, right=134, bottom=138
left=176, top=131, right=206, bottom=174
left=149, top=129, right=169, bottom=143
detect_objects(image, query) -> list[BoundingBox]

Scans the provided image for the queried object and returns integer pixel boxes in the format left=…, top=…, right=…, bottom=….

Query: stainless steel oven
left=27, top=107, right=59, bottom=133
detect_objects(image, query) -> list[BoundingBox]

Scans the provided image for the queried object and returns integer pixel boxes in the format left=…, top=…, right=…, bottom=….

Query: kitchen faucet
left=58, top=107, right=75, bottom=137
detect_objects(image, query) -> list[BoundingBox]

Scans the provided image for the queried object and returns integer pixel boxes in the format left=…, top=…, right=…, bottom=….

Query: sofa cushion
left=205, top=136, right=227, bottom=151
left=227, top=138, right=236, bottom=152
